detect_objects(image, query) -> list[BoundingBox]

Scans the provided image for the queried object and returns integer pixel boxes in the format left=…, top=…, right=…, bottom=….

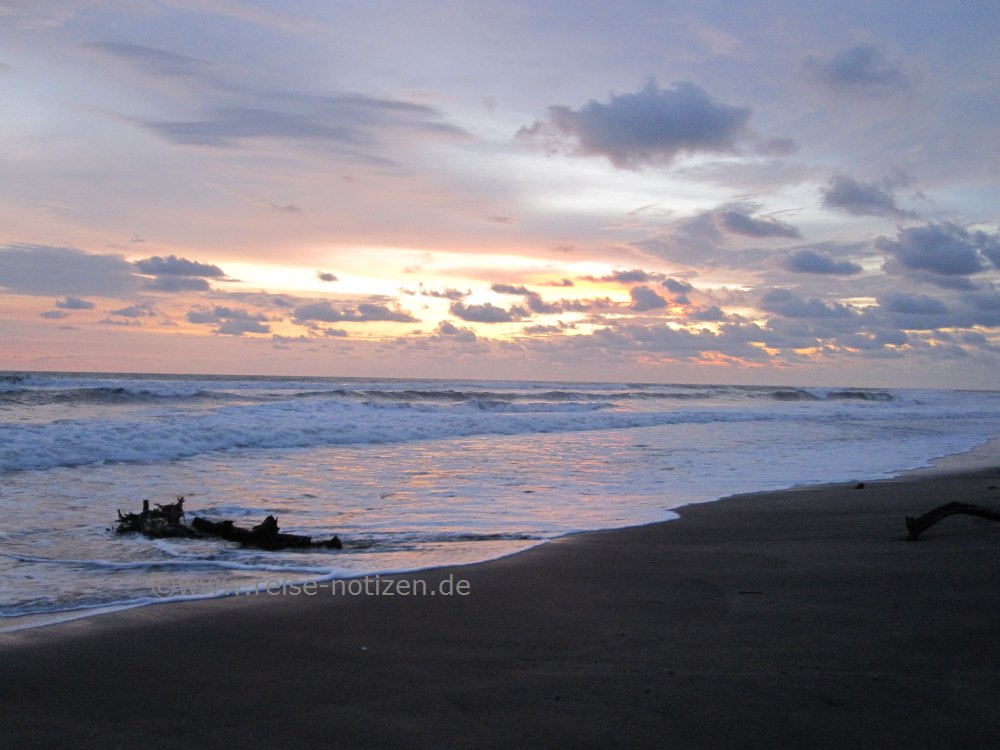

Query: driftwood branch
left=114, top=498, right=342, bottom=550
left=905, top=501, right=1000, bottom=541
left=115, top=497, right=195, bottom=538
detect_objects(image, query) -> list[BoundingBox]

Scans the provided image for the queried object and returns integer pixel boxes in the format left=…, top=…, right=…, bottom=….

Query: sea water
left=2, top=372, right=999, bottom=630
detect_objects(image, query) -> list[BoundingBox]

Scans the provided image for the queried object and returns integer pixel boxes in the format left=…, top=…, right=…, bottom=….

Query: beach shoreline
left=3, top=457, right=1000, bottom=747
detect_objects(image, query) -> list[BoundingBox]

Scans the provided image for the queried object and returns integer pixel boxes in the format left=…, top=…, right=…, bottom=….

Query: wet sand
left=3, top=467, right=1000, bottom=748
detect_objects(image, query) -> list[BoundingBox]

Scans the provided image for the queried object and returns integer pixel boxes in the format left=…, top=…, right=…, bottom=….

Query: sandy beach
left=3, top=466, right=1000, bottom=749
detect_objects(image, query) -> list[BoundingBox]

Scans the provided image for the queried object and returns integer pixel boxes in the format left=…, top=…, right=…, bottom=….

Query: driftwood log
left=905, top=501, right=1000, bottom=541
left=115, top=498, right=342, bottom=550
left=192, top=515, right=342, bottom=550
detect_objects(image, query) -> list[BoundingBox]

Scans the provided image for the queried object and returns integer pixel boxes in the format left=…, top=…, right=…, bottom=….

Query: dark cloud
left=821, top=176, right=913, bottom=219
left=806, top=45, right=908, bottom=96
left=355, top=302, right=417, bottom=322
left=426, top=288, right=467, bottom=300
left=518, top=80, right=751, bottom=168
left=403, top=284, right=468, bottom=300
left=111, top=302, right=157, bottom=318
left=187, top=306, right=268, bottom=324
left=491, top=283, right=533, bottom=295
left=0, top=244, right=138, bottom=297
left=879, top=292, right=948, bottom=316
left=878, top=222, right=995, bottom=277
left=718, top=211, right=800, bottom=239
left=55, top=296, right=95, bottom=310
left=134, top=254, right=225, bottom=278
left=216, top=319, right=271, bottom=335
left=689, top=305, right=727, bottom=322
left=448, top=301, right=526, bottom=323
left=39, top=310, right=69, bottom=320
left=317, top=271, right=338, bottom=282
left=144, top=276, right=212, bottom=292
left=292, top=300, right=418, bottom=324
left=186, top=305, right=271, bottom=335
left=489, top=283, right=613, bottom=315
left=629, top=286, right=668, bottom=312
left=662, top=278, right=694, bottom=295
left=584, top=269, right=661, bottom=284
left=781, top=249, right=862, bottom=275
left=436, top=321, right=478, bottom=342
left=543, top=279, right=575, bottom=287
left=759, top=289, right=854, bottom=319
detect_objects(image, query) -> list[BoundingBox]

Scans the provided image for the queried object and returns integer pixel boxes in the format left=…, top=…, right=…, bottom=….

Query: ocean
left=2, top=371, right=999, bottom=631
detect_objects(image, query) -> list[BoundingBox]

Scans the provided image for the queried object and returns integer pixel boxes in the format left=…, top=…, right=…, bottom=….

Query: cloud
left=718, top=211, right=800, bottom=239
left=141, top=94, right=470, bottom=153
left=55, top=296, right=95, bottom=310
left=88, top=41, right=470, bottom=160
left=662, top=278, right=694, bottom=295
left=629, top=286, right=668, bottom=311
left=134, top=254, right=224, bottom=292
left=111, top=302, right=158, bottom=318
left=522, top=324, right=563, bottom=335
left=145, top=276, right=213, bottom=292
left=39, top=310, right=69, bottom=319
left=518, top=80, right=751, bottom=168
left=878, top=222, right=996, bottom=277
left=0, top=244, right=139, bottom=297
left=759, top=289, right=855, bottom=319
left=402, top=283, right=468, bottom=300
left=448, top=301, right=526, bottom=323
left=186, top=305, right=271, bottom=335
left=781, top=249, right=862, bottom=275
left=317, top=271, right=338, bottom=282
left=488, top=282, right=612, bottom=315
left=436, top=321, right=478, bottom=342
left=821, top=176, right=914, bottom=219
left=754, top=136, right=797, bottom=156
left=584, top=269, right=661, bottom=284
left=134, top=254, right=225, bottom=277
left=86, top=41, right=215, bottom=79
left=689, top=305, right=727, bottom=322
left=806, top=45, right=908, bottom=96
left=292, top=300, right=418, bottom=324
left=216, top=318, right=271, bottom=335
left=879, top=293, right=948, bottom=316
left=491, top=283, right=533, bottom=295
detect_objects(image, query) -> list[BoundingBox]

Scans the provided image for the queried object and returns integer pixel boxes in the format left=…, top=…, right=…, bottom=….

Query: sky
left=1, top=0, right=999, bottom=387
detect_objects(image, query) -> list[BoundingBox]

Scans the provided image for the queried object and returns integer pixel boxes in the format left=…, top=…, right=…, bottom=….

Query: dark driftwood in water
left=115, top=498, right=342, bottom=550
left=192, top=515, right=342, bottom=551
left=905, top=502, right=1000, bottom=541
left=115, top=497, right=195, bottom=538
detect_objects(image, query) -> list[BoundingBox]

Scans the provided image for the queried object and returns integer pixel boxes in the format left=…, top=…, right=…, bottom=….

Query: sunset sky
left=1, top=1, right=998, bottom=387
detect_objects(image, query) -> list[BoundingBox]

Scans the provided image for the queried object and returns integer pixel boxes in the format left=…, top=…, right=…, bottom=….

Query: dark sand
left=3, top=467, right=1000, bottom=749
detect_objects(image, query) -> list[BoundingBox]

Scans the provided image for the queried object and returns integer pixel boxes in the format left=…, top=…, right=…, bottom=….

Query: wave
left=0, top=385, right=239, bottom=407
left=825, top=390, right=894, bottom=402
left=0, top=400, right=815, bottom=473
